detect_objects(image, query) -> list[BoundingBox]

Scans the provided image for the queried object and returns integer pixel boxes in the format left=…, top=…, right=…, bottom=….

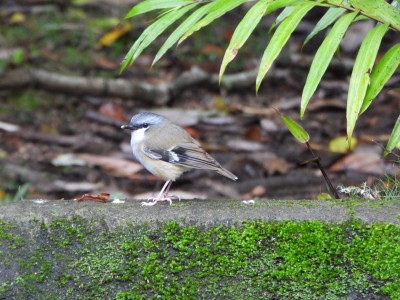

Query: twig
left=305, top=142, right=340, bottom=199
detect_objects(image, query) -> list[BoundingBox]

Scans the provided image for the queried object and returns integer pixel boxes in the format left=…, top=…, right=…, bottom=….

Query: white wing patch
left=168, top=148, right=180, bottom=163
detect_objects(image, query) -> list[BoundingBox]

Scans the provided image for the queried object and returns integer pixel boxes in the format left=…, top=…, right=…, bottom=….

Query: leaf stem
left=305, top=141, right=340, bottom=199
left=325, top=0, right=400, bottom=31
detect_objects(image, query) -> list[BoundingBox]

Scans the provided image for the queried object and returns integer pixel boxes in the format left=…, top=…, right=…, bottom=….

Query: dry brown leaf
left=75, top=192, right=110, bottom=203
left=329, top=151, right=383, bottom=175
left=98, top=102, right=127, bottom=122
left=250, top=185, right=266, bottom=197
left=94, top=55, right=118, bottom=70
left=263, top=158, right=291, bottom=175
left=184, top=127, right=200, bottom=139
left=52, top=153, right=143, bottom=178
left=77, top=154, right=143, bottom=178
left=245, top=127, right=263, bottom=142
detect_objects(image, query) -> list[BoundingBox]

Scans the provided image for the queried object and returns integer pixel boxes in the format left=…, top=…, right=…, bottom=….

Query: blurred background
left=0, top=0, right=399, bottom=202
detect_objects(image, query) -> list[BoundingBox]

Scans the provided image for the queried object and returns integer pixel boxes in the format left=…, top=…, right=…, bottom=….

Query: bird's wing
left=143, top=141, right=237, bottom=181
left=142, top=147, right=163, bottom=160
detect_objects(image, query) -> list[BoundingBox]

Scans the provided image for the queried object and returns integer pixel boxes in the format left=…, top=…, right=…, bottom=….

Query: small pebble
left=242, top=200, right=255, bottom=205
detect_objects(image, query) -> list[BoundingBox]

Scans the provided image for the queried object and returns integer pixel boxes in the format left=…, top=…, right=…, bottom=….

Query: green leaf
left=153, top=4, right=212, bottom=65
left=304, top=7, right=346, bottom=46
left=178, top=0, right=250, bottom=44
left=121, top=3, right=198, bottom=73
left=385, top=115, right=400, bottom=155
left=360, top=44, right=400, bottom=114
left=301, top=12, right=358, bottom=117
left=264, top=0, right=298, bottom=14
left=350, top=0, right=400, bottom=29
left=125, top=0, right=192, bottom=19
left=269, top=6, right=296, bottom=33
left=281, top=114, right=310, bottom=143
left=346, top=23, right=389, bottom=141
left=256, top=2, right=316, bottom=92
left=219, top=0, right=271, bottom=82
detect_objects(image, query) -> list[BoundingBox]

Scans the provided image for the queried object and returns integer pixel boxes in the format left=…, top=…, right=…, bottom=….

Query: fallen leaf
left=80, top=154, right=143, bottom=178
left=94, top=55, right=118, bottom=69
left=212, top=96, right=230, bottom=112
left=97, top=23, right=132, bottom=47
left=52, top=153, right=143, bottom=178
left=184, top=127, right=200, bottom=139
left=9, top=12, right=26, bottom=24
left=250, top=185, right=266, bottom=197
left=329, top=151, right=383, bottom=175
left=263, top=158, right=291, bottom=175
left=75, top=192, right=110, bottom=203
left=245, top=127, right=263, bottom=142
left=98, top=102, right=127, bottom=122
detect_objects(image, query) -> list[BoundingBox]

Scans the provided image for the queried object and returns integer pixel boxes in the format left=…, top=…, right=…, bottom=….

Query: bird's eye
left=142, top=123, right=149, bottom=129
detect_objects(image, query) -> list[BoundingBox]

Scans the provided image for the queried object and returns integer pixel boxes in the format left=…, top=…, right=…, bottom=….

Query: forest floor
left=0, top=0, right=399, bottom=202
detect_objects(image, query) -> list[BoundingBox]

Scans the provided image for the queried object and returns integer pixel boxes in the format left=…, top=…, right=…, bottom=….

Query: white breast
left=130, top=127, right=147, bottom=144
left=130, top=128, right=147, bottom=163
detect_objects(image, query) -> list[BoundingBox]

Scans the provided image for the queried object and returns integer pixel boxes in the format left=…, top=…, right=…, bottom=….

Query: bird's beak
left=121, top=124, right=134, bottom=130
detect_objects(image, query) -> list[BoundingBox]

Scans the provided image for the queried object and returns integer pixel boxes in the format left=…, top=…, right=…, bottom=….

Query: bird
left=121, top=112, right=238, bottom=206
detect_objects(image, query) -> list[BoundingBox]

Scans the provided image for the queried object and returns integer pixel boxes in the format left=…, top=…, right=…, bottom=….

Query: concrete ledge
left=1, top=199, right=400, bottom=299
left=1, top=198, right=399, bottom=226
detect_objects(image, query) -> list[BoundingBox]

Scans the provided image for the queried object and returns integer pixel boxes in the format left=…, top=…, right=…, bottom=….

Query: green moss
left=0, top=217, right=399, bottom=299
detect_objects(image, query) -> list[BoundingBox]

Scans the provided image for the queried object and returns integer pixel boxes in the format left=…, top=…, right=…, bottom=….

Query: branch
left=0, top=68, right=170, bottom=105
left=0, top=67, right=262, bottom=104
left=326, top=0, right=400, bottom=32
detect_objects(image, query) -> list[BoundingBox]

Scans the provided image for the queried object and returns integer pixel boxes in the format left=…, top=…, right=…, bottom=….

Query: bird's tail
left=217, top=167, right=238, bottom=181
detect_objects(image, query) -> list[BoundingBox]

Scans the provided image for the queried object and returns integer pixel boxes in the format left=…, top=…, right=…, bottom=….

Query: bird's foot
left=166, top=194, right=181, bottom=202
left=141, top=196, right=173, bottom=206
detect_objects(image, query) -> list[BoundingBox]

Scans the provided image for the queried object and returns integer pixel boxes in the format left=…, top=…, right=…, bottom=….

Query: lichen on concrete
left=0, top=199, right=399, bottom=299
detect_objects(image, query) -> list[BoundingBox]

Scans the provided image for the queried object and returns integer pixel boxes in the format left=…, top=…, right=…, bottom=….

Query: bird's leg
left=142, top=180, right=174, bottom=206
left=160, top=180, right=182, bottom=202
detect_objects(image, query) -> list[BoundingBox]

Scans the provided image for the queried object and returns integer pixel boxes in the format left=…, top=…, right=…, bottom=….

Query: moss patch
left=0, top=217, right=399, bottom=299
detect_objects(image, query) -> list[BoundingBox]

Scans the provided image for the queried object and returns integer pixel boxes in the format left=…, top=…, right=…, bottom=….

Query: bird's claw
left=167, top=194, right=181, bottom=202
left=141, top=196, right=173, bottom=206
